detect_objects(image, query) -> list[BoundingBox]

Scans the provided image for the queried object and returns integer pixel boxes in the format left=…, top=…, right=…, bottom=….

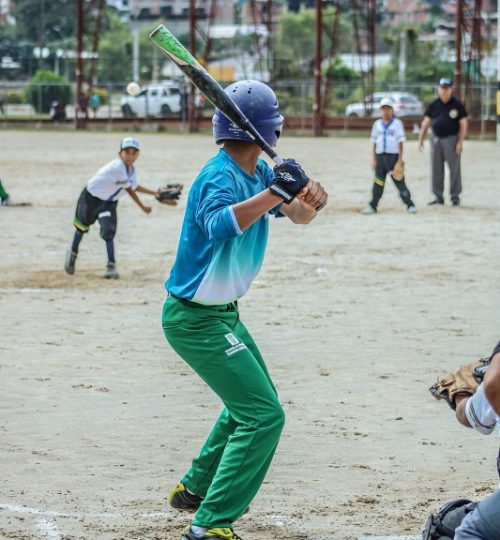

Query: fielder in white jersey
left=361, top=97, right=416, bottom=215
left=64, top=137, right=162, bottom=279
left=453, top=341, right=500, bottom=539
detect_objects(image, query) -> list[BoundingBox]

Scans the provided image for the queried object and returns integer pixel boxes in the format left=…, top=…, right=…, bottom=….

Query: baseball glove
left=392, top=160, right=405, bottom=181
left=156, top=183, right=183, bottom=205
left=429, top=357, right=491, bottom=410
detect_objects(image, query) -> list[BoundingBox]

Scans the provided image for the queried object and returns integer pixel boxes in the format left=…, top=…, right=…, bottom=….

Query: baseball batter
left=64, top=137, right=161, bottom=279
left=361, top=97, right=416, bottom=215
left=161, top=80, right=327, bottom=540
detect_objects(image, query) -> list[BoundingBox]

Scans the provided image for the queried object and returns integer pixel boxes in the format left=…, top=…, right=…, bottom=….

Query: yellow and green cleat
left=180, top=526, right=243, bottom=540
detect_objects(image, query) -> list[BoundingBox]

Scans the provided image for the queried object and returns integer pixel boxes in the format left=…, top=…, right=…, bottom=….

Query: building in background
left=106, top=0, right=234, bottom=23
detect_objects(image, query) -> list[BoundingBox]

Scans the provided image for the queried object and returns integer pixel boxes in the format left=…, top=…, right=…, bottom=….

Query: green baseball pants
left=162, top=295, right=285, bottom=529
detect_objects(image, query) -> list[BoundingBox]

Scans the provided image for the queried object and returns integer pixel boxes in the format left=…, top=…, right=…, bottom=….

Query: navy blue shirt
left=424, top=96, right=467, bottom=138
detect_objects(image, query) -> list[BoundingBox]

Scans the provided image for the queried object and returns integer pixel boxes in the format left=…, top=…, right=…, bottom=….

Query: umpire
left=418, top=78, right=468, bottom=207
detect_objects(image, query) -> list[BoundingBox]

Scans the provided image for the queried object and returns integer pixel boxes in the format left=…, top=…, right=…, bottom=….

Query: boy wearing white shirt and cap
left=362, top=97, right=416, bottom=215
left=64, top=137, right=160, bottom=279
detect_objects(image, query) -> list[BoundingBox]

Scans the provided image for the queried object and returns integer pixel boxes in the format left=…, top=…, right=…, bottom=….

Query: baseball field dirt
left=0, top=131, right=498, bottom=540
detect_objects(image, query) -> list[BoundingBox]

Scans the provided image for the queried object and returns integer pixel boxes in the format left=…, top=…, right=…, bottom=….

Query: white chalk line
left=2, top=503, right=419, bottom=540
left=0, top=502, right=171, bottom=519
left=36, top=519, right=62, bottom=540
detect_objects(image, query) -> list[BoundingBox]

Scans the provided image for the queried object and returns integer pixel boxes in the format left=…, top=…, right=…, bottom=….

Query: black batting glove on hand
left=269, top=158, right=309, bottom=204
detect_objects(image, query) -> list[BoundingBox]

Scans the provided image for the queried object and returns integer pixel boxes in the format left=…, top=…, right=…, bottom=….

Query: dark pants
left=74, top=188, right=117, bottom=241
left=455, top=490, right=500, bottom=539
left=370, top=153, right=414, bottom=210
left=430, top=134, right=462, bottom=203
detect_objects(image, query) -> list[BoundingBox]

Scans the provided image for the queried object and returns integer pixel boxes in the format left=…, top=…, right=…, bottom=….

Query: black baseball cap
left=439, top=78, right=453, bottom=87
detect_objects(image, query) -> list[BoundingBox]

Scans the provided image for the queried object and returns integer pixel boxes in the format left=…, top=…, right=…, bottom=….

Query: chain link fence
left=0, top=79, right=497, bottom=125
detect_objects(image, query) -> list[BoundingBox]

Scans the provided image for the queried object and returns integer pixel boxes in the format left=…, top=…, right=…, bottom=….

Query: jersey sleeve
left=370, top=121, right=378, bottom=143
left=457, top=101, right=468, bottom=119
left=465, top=384, right=498, bottom=435
left=258, top=160, right=283, bottom=217
left=195, top=171, right=242, bottom=241
left=395, top=119, right=406, bottom=143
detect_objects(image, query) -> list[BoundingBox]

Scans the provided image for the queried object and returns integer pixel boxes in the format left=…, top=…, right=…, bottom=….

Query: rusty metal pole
left=188, top=0, right=197, bottom=132
left=267, top=0, right=273, bottom=83
left=76, top=0, right=85, bottom=128
left=313, top=0, right=322, bottom=137
left=368, top=0, right=376, bottom=106
left=454, top=0, right=463, bottom=100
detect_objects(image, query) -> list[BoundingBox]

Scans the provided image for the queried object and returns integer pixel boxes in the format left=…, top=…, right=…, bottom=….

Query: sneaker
left=1, top=195, right=10, bottom=206
left=180, top=526, right=243, bottom=540
left=407, top=205, right=417, bottom=214
left=104, top=262, right=119, bottom=279
left=169, top=482, right=204, bottom=512
left=169, top=483, right=250, bottom=516
left=452, top=198, right=460, bottom=207
left=427, top=198, right=444, bottom=206
left=361, top=205, right=377, bottom=215
left=64, top=249, right=77, bottom=275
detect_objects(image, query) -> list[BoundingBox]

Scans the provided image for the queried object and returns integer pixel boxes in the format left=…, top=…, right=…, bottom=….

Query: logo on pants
left=224, top=333, right=247, bottom=356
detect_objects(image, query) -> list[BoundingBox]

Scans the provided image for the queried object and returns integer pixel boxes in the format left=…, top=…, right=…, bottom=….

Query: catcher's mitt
left=429, top=357, right=491, bottom=410
left=156, top=183, right=183, bottom=205
left=392, top=160, right=405, bottom=181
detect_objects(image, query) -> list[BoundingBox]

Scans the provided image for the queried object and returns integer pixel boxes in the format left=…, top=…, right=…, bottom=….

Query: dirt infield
left=0, top=131, right=499, bottom=540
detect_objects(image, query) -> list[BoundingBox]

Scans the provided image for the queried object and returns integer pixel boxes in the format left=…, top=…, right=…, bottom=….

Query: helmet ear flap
left=213, top=80, right=284, bottom=147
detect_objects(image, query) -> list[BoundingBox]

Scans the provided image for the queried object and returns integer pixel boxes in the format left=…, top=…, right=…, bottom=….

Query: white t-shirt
left=86, top=158, right=138, bottom=201
left=370, top=117, right=406, bottom=154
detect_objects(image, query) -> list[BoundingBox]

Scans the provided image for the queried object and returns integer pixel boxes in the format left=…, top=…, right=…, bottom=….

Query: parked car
left=120, top=82, right=183, bottom=118
left=345, top=92, right=424, bottom=118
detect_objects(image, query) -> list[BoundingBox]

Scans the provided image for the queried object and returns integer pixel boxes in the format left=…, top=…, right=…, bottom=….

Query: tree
left=26, top=69, right=71, bottom=113
left=14, top=0, right=76, bottom=44
left=96, top=11, right=133, bottom=83
left=274, top=8, right=354, bottom=80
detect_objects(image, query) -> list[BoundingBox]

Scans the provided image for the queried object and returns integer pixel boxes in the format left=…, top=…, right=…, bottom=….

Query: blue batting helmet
left=212, top=80, right=284, bottom=147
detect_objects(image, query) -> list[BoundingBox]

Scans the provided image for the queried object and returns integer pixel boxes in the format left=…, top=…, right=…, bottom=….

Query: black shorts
left=74, top=188, right=118, bottom=241
left=375, top=153, right=399, bottom=181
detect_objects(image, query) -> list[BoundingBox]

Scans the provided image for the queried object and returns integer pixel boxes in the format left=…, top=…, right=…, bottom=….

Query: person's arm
left=281, top=179, right=328, bottom=224
left=135, top=185, right=159, bottom=197
left=232, top=190, right=283, bottom=231
left=232, top=177, right=327, bottom=229
left=126, top=186, right=152, bottom=214
left=455, top=117, right=468, bottom=155
left=397, top=141, right=404, bottom=161
left=371, top=143, right=377, bottom=169
left=418, top=116, right=431, bottom=151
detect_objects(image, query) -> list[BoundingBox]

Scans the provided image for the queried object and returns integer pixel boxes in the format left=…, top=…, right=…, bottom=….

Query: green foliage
left=26, top=69, right=71, bottom=113
left=379, top=27, right=453, bottom=84
left=14, top=0, right=76, bottom=43
left=5, top=91, right=25, bottom=104
left=274, top=7, right=356, bottom=80
left=97, top=11, right=133, bottom=82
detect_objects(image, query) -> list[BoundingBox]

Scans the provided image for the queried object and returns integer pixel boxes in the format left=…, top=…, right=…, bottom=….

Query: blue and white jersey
left=86, top=158, right=138, bottom=201
left=166, top=149, right=282, bottom=305
left=370, top=117, right=406, bottom=154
